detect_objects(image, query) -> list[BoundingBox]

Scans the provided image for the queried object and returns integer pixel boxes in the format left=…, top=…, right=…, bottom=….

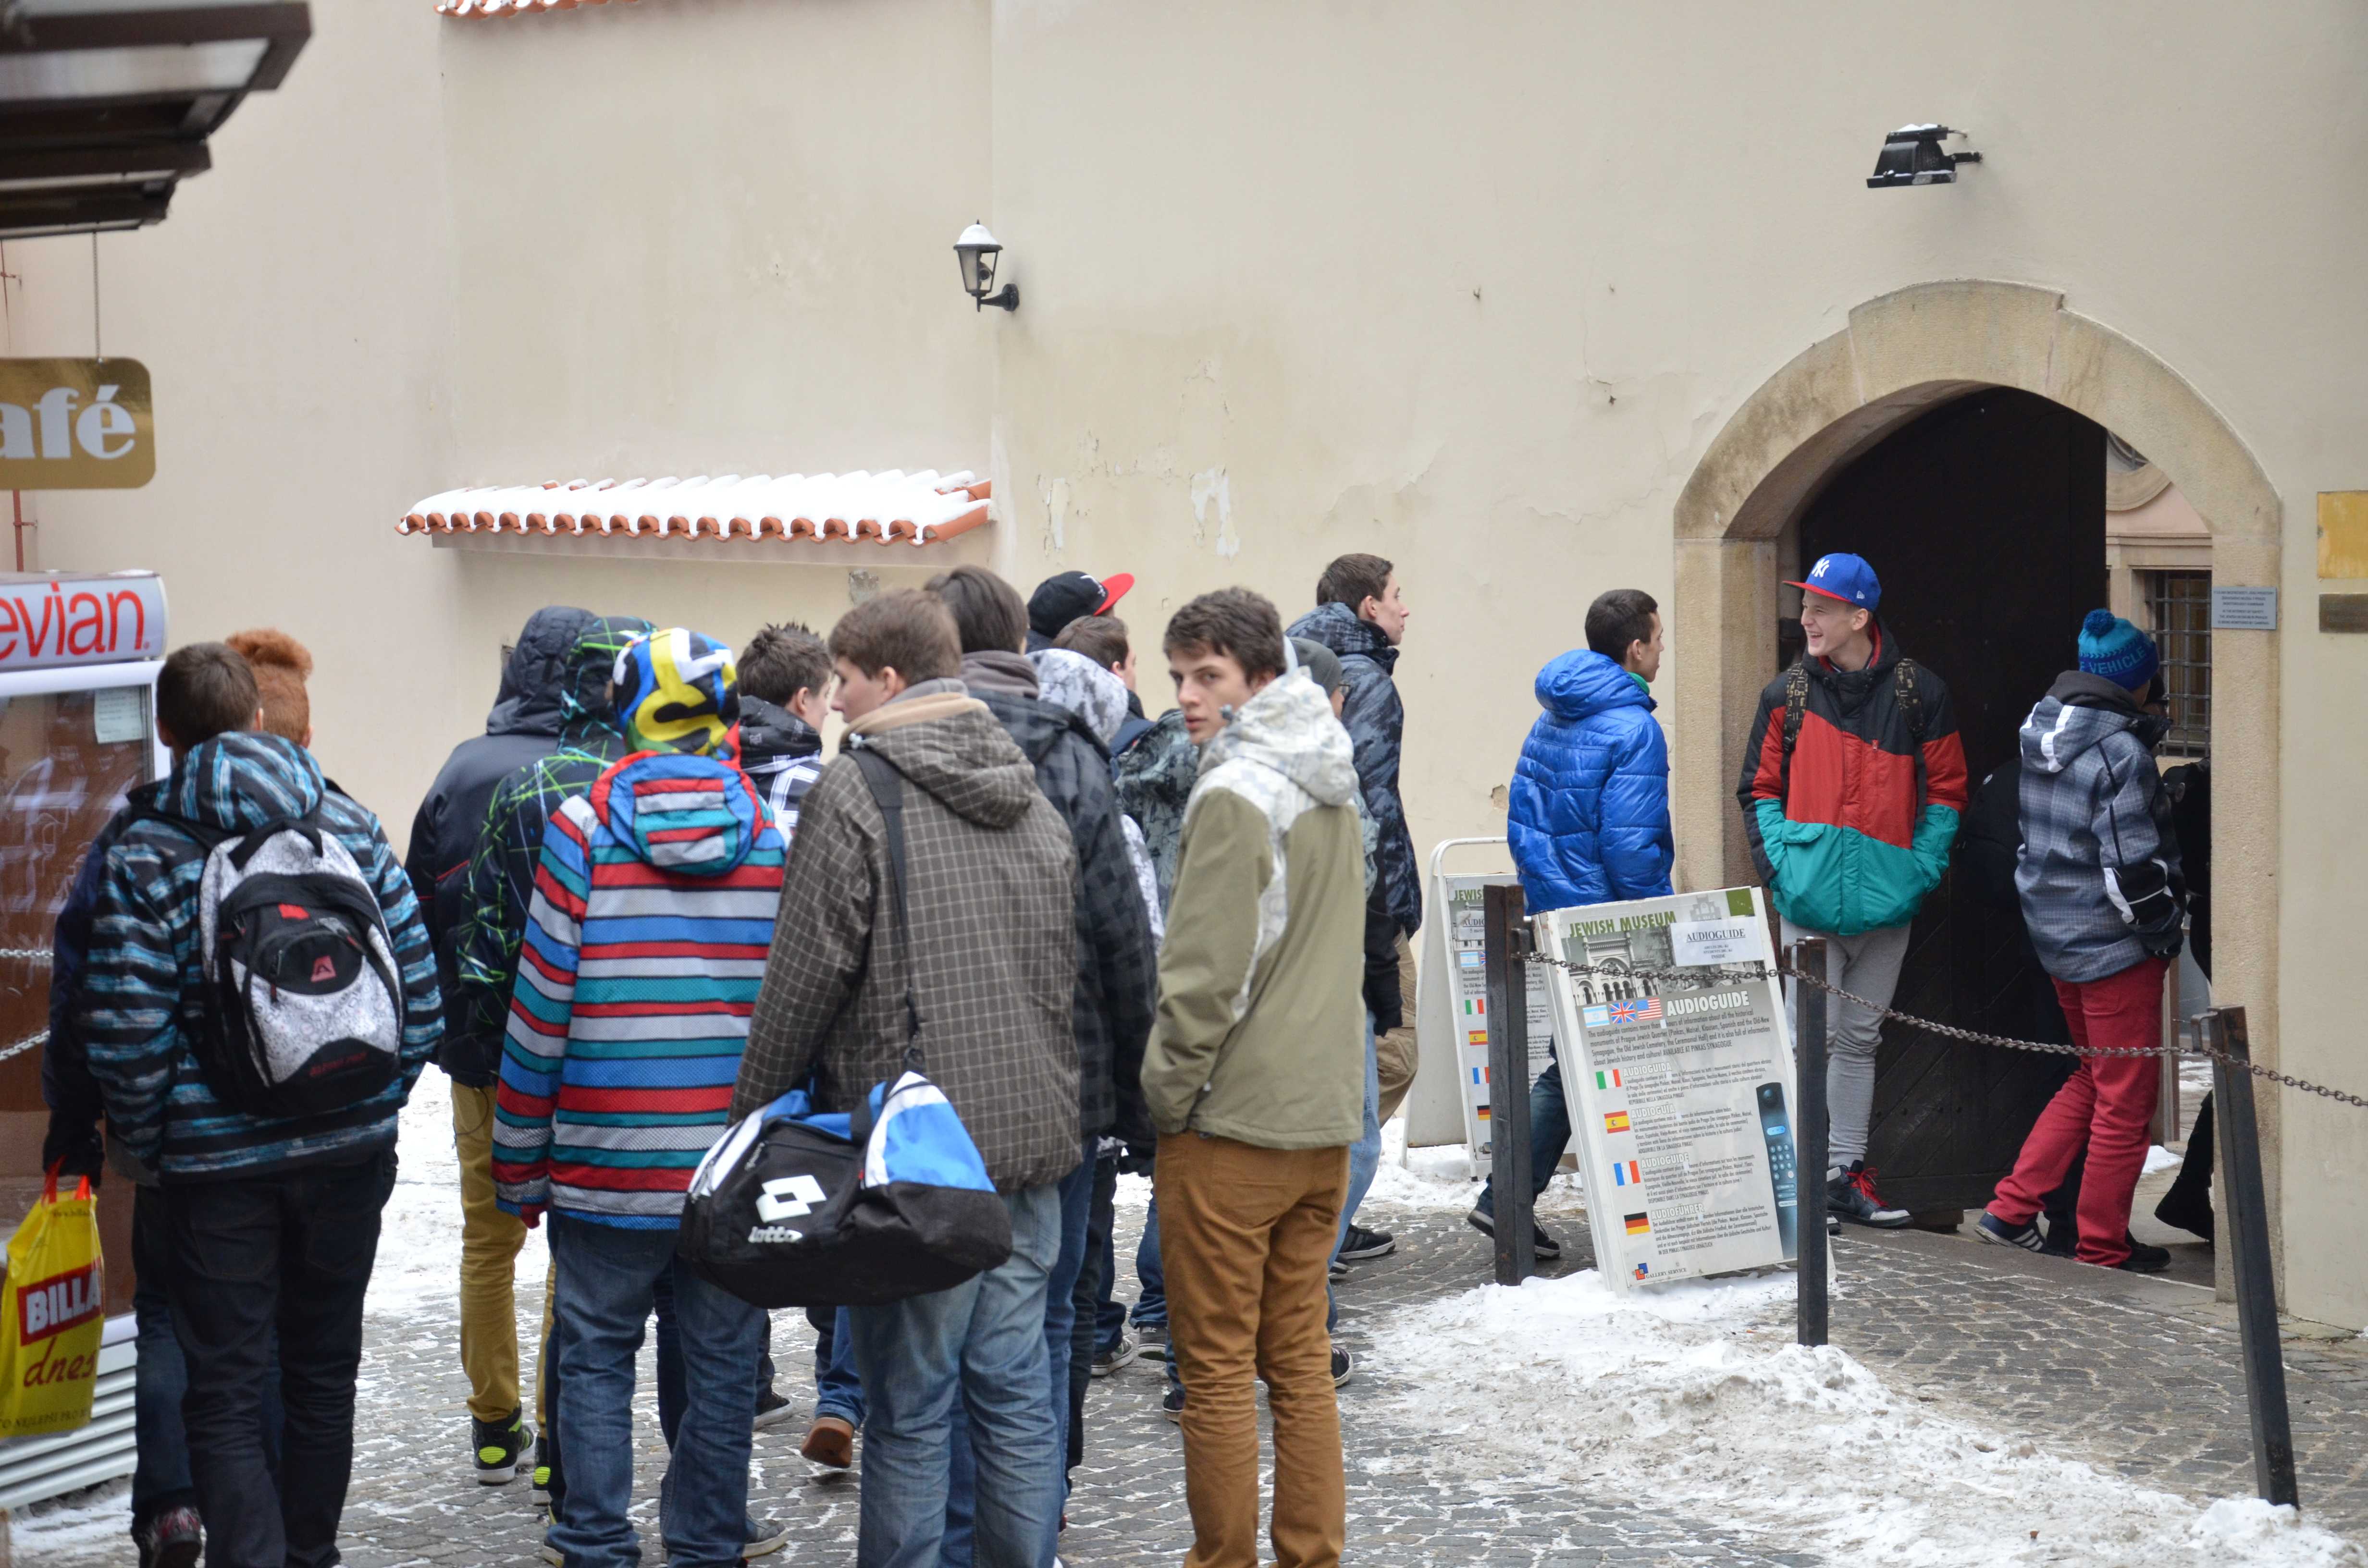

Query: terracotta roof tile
left=437, top=0, right=640, bottom=19
left=398, top=471, right=991, bottom=545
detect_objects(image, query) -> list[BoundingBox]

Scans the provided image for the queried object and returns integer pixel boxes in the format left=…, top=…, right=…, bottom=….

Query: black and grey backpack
left=141, top=809, right=406, bottom=1118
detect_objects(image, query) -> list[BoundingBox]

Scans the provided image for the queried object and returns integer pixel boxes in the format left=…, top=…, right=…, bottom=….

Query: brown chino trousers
left=1156, top=1132, right=1350, bottom=1568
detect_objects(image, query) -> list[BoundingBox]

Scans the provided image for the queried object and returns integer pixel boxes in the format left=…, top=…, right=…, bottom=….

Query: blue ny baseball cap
left=1786, top=552, right=1881, bottom=610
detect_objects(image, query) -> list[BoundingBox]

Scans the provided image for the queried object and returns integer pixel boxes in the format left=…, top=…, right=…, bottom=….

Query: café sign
left=0, top=359, right=154, bottom=490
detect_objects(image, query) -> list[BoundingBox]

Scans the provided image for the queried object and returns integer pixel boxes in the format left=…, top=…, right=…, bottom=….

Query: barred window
left=2141, top=570, right=2211, bottom=758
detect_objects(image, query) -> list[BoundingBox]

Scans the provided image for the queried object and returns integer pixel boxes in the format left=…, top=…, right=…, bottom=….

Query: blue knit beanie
left=2077, top=609, right=2159, bottom=691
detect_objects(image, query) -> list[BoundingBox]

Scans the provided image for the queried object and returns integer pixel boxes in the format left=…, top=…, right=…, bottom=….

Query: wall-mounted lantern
left=1867, top=124, right=1981, bottom=188
left=954, top=222, right=1019, bottom=312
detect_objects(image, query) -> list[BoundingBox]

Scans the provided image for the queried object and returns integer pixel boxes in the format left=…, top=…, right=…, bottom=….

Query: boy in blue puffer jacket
left=1469, top=589, right=1671, bottom=1259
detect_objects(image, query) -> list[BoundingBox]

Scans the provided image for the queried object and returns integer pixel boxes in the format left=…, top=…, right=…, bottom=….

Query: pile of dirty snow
left=1366, top=1269, right=2360, bottom=1567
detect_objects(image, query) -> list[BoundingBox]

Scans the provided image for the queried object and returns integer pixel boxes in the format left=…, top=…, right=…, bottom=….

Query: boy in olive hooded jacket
left=1144, top=588, right=1363, bottom=1568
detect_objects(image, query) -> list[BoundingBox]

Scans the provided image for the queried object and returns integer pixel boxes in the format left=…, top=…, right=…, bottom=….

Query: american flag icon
left=1609, top=998, right=1663, bottom=1024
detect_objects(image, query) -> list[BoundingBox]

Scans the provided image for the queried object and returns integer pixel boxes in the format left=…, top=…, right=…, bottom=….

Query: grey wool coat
left=732, top=681, right=1083, bottom=1193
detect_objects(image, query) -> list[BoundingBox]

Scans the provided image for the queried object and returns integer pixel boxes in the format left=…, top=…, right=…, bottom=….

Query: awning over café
left=398, top=471, right=993, bottom=546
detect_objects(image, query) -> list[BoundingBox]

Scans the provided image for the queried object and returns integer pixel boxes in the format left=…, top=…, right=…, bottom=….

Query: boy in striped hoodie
left=493, top=629, right=785, bottom=1568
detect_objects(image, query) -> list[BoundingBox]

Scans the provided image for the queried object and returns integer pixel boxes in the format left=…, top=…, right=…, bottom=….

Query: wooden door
left=1796, top=387, right=2107, bottom=1213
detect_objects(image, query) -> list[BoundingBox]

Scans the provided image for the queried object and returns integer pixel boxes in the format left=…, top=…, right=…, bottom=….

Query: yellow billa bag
left=0, top=1171, right=104, bottom=1437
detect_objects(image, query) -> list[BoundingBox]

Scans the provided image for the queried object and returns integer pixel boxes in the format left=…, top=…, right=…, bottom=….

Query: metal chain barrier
left=0, top=1027, right=47, bottom=1066
left=1519, top=950, right=2368, bottom=1112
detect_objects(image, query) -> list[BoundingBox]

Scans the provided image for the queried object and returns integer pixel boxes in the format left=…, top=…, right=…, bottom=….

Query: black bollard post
left=1792, top=938, right=1829, bottom=1348
left=2208, top=1005, right=2300, bottom=1510
left=1483, top=883, right=1534, bottom=1287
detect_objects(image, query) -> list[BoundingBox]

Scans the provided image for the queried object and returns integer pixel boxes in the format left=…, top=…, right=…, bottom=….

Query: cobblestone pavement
left=22, top=1183, right=2368, bottom=1566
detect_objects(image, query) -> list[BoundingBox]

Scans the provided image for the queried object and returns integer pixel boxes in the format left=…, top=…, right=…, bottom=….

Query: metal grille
left=2142, top=570, right=2212, bottom=757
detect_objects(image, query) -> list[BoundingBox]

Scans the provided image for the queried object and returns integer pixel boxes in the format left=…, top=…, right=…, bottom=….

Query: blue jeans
left=1130, top=1197, right=1165, bottom=1332
left=848, top=1183, right=1064, bottom=1568
left=1332, top=1015, right=1382, bottom=1261
left=547, top=1218, right=766, bottom=1568
left=1474, top=1057, right=1571, bottom=1217
left=808, top=1305, right=865, bottom=1426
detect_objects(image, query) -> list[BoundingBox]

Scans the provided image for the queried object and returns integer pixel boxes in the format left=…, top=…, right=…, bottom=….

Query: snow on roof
left=397, top=471, right=992, bottom=547
left=437, top=0, right=639, bottom=19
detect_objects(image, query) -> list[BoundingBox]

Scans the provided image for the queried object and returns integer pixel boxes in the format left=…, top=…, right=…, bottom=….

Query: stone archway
left=1667, top=279, right=2283, bottom=1260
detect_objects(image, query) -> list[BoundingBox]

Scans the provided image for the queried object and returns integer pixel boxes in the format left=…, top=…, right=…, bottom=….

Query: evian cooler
left=0, top=569, right=168, bottom=1511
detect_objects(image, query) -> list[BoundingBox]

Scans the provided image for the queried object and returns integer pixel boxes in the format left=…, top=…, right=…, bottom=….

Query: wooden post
left=2208, top=1005, right=2299, bottom=1510
left=1792, top=938, right=1829, bottom=1348
left=1482, top=884, right=1534, bottom=1288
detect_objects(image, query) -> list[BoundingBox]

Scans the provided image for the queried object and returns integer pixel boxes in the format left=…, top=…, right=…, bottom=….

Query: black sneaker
left=1827, top=1163, right=1912, bottom=1228
left=135, top=1505, right=202, bottom=1568
left=472, top=1408, right=532, bottom=1486
left=2038, top=1216, right=2078, bottom=1258
left=1464, top=1206, right=1561, bottom=1260
left=1092, top=1333, right=1140, bottom=1376
left=529, top=1433, right=552, bottom=1507
left=1331, top=1347, right=1354, bottom=1388
left=744, top=1517, right=791, bottom=1557
left=1328, top=1257, right=1348, bottom=1281
left=752, top=1384, right=795, bottom=1431
left=1338, top=1225, right=1395, bottom=1261
left=1975, top=1212, right=2044, bottom=1251
left=1161, top=1386, right=1185, bottom=1423
left=2111, top=1235, right=2171, bottom=1274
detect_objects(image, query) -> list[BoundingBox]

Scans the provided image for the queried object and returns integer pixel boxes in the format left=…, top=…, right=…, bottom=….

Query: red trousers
left=1987, top=957, right=2167, bottom=1267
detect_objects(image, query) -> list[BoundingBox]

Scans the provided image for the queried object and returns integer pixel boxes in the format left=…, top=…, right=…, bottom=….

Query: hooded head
left=1200, top=671, right=1357, bottom=809
left=1030, top=647, right=1129, bottom=747
left=562, top=614, right=656, bottom=731
left=611, top=627, right=741, bottom=759
left=487, top=607, right=595, bottom=738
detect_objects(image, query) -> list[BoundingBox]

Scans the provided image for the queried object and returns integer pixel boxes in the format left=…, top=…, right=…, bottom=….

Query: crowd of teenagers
left=35, top=545, right=2204, bottom=1568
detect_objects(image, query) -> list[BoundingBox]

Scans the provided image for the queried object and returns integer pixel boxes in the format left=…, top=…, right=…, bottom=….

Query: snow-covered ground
left=1363, top=1266, right=2360, bottom=1568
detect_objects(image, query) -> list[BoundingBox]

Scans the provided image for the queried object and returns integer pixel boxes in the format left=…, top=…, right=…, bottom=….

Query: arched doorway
left=1669, top=281, right=2282, bottom=1236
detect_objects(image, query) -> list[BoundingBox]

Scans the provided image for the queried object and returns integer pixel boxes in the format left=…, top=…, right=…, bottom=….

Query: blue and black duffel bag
left=677, top=742, right=1012, bottom=1308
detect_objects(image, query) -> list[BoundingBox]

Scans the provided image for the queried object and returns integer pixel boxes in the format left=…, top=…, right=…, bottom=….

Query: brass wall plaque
left=2319, top=594, right=2368, bottom=634
left=0, top=359, right=153, bottom=489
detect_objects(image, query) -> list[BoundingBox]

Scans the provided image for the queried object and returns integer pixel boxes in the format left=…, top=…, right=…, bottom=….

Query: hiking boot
left=1331, top=1347, right=1354, bottom=1388
left=2111, top=1235, right=2172, bottom=1274
left=529, top=1433, right=552, bottom=1507
left=472, top=1407, right=532, bottom=1485
left=135, top=1505, right=202, bottom=1568
left=1092, top=1332, right=1140, bottom=1377
left=801, top=1414, right=855, bottom=1469
left=1465, top=1206, right=1561, bottom=1260
left=1827, top=1163, right=1911, bottom=1228
left=1974, top=1212, right=2044, bottom=1251
left=1162, top=1385, right=1185, bottom=1423
left=752, top=1384, right=795, bottom=1431
left=1338, top=1224, right=1395, bottom=1261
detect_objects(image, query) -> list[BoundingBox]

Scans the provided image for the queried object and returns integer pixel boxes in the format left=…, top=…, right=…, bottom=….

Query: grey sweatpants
left=1780, top=918, right=1912, bottom=1172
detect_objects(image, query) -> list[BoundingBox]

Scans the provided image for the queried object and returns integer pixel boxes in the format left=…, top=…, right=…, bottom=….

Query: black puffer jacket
left=1289, top=601, right=1419, bottom=940
left=407, top=606, right=592, bottom=1079
left=966, top=652, right=1156, bottom=1144
left=448, top=613, right=653, bottom=1085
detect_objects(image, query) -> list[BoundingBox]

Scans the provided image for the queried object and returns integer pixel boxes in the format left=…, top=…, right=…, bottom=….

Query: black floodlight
left=1867, top=124, right=1981, bottom=189
left=954, top=221, right=1018, bottom=312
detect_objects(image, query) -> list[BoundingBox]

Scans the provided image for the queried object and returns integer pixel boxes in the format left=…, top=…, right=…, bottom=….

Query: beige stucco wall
left=5, top=0, right=2368, bottom=1322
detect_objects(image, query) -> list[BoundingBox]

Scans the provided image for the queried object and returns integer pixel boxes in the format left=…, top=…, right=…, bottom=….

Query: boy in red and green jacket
left=1735, top=553, right=1968, bottom=1228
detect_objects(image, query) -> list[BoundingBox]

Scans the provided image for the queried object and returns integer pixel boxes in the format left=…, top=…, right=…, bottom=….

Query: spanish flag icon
left=1603, top=1111, right=1632, bottom=1134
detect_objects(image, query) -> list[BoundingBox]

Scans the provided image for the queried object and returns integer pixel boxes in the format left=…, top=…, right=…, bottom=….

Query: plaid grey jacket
left=2014, top=672, right=2186, bottom=984
left=733, top=686, right=1082, bottom=1192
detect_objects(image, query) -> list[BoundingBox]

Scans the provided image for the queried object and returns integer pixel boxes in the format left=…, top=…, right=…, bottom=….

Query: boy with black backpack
left=80, top=641, right=443, bottom=1568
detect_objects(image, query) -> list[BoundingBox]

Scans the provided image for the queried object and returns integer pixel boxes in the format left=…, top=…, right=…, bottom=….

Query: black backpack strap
left=1894, top=658, right=1927, bottom=746
left=1780, top=662, right=1810, bottom=759
left=849, top=742, right=923, bottom=1067
left=226, top=814, right=325, bottom=872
